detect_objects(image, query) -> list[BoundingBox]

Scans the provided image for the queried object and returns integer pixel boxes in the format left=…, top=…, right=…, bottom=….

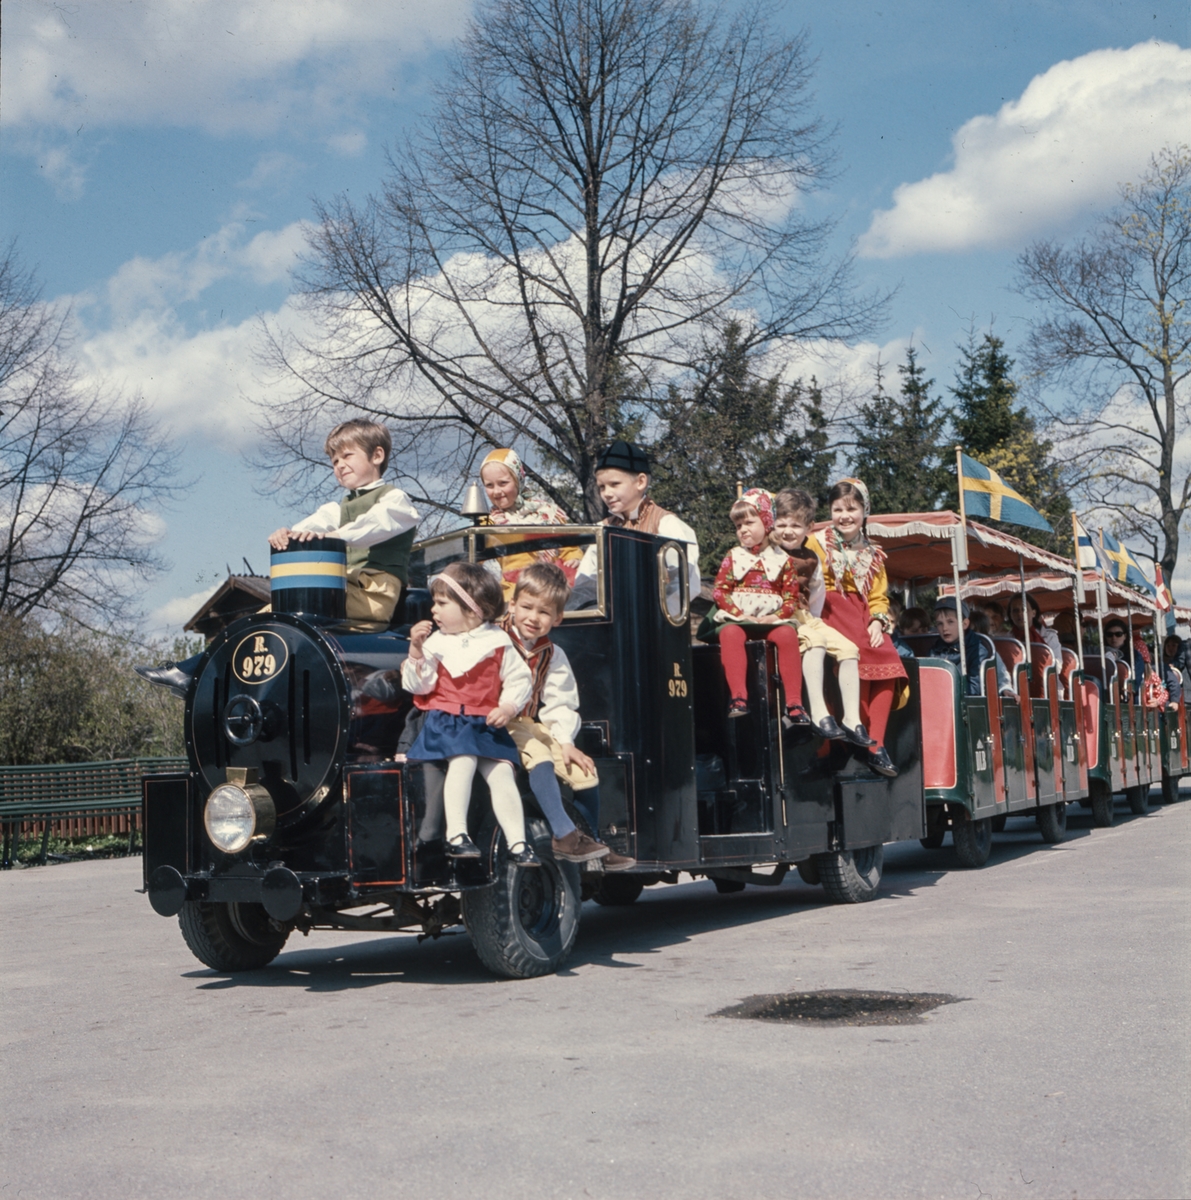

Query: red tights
left=720, top=624, right=802, bottom=709
left=861, top=679, right=895, bottom=748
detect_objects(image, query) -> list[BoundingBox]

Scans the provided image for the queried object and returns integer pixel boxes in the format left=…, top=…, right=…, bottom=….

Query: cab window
left=658, top=542, right=689, bottom=626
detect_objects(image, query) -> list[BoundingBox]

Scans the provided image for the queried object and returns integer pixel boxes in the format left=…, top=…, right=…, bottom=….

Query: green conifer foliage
left=949, top=331, right=1071, bottom=551
left=649, top=322, right=835, bottom=569
left=852, top=347, right=951, bottom=514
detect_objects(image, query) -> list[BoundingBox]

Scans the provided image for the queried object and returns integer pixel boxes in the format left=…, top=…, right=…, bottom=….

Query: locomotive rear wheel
left=952, top=815, right=993, bottom=868
left=462, top=818, right=580, bottom=979
left=1161, top=774, right=1182, bottom=805
left=591, top=874, right=646, bottom=906
left=1090, top=779, right=1115, bottom=827
left=178, top=901, right=290, bottom=972
left=1036, top=801, right=1067, bottom=844
left=1126, top=784, right=1151, bottom=815
left=815, top=844, right=883, bottom=904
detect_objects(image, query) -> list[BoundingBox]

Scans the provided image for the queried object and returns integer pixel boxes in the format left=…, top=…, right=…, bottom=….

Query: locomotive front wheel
left=1090, top=779, right=1115, bottom=827
left=1126, top=784, right=1151, bottom=815
left=919, top=830, right=945, bottom=848
left=178, top=901, right=290, bottom=972
left=1161, top=774, right=1182, bottom=805
left=991, top=813, right=1008, bottom=833
left=591, top=874, right=646, bottom=906
left=1036, top=801, right=1067, bottom=844
left=952, top=815, right=993, bottom=868
left=462, top=818, right=580, bottom=979
left=815, top=845, right=883, bottom=904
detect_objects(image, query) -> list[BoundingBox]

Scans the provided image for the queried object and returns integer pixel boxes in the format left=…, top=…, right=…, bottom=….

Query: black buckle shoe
left=865, top=747, right=898, bottom=777
left=508, top=842, right=541, bottom=867
left=812, top=715, right=846, bottom=740
left=782, top=705, right=812, bottom=730
left=134, top=663, right=192, bottom=699
left=843, top=722, right=877, bottom=748
left=728, top=699, right=750, bottom=719
left=445, top=833, right=482, bottom=859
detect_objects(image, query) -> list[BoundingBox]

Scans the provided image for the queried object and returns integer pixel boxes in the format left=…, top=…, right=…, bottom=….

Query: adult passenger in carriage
left=983, top=600, right=1007, bottom=635
left=478, top=447, right=582, bottom=598
left=1163, top=635, right=1186, bottom=709
left=930, top=598, right=1015, bottom=698
left=570, top=439, right=701, bottom=606
left=1008, top=593, right=1062, bottom=660
left=809, top=476, right=908, bottom=778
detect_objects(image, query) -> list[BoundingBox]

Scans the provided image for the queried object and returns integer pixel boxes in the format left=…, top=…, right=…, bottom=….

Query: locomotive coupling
left=203, top=767, right=277, bottom=854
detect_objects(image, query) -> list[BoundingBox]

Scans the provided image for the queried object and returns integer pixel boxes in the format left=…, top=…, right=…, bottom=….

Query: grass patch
left=10, top=832, right=140, bottom=866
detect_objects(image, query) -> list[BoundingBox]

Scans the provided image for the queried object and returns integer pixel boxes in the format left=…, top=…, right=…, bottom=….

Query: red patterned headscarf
left=737, top=488, right=775, bottom=532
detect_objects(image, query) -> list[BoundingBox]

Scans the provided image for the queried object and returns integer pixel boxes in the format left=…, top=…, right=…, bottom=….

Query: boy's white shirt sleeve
left=498, top=641, right=534, bottom=713
left=656, top=512, right=701, bottom=593
left=400, top=632, right=443, bottom=694
left=537, top=643, right=582, bottom=745
left=291, top=486, right=420, bottom=548
left=808, top=561, right=826, bottom=618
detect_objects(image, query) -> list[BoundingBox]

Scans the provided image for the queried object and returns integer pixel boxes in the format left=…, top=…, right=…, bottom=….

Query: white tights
left=801, top=648, right=863, bottom=729
left=443, top=755, right=527, bottom=849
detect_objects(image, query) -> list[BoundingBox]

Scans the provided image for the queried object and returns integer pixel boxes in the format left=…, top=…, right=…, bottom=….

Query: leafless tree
left=1017, top=145, right=1191, bottom=583
left=258, top=0, right=881, bottom=519
left=0, top=246, right=181, bottom=624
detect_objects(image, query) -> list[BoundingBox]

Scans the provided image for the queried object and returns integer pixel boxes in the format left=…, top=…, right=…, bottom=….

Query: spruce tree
left=851, top=347, right=951, bottom=514
left=649, top=322, right=835, bottom=569
left=949, top=331, right=1070, bottom=550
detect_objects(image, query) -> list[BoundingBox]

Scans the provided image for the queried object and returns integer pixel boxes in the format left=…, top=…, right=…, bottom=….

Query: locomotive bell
left=460, top=481, right=490, bottom=524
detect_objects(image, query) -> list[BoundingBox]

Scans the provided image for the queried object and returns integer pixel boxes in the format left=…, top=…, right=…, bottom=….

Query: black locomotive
left=142, top=524, right=925, bottom=978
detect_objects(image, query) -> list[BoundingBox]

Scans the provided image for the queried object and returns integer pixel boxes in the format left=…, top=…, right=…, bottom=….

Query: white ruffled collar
left=422, top=624, right=510, bottom=676
left=728, top=544, right=787, bottom=583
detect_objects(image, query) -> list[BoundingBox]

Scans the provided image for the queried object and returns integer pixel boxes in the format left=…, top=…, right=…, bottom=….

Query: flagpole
left=1097, top=528, right=1109, bottom=702
left=1071, top=513, right=1085, bottom=671
left=954, top=448, right=967, bottom=682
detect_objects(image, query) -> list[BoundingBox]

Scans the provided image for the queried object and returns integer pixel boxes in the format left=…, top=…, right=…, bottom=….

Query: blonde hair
left=325, top=419, right=392, bottom=473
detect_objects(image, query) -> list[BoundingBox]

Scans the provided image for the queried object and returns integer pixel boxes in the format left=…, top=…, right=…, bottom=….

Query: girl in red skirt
left=809, top=477, right=908, bottom=777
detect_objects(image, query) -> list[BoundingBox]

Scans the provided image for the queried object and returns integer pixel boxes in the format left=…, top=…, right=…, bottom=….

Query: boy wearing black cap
left=931, top=597, right=1013, bottom=697
left=572, top=438, right=701, bottom=602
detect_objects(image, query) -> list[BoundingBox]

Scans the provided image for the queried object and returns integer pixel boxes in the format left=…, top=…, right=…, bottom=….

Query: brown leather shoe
left=601, top=848, right=637, bottom=872
left=551, top=830, right=610, bottom=863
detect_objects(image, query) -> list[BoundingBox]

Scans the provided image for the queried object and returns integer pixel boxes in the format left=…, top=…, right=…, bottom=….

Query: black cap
left=934, top=596, right=969, bottom=618
left=596, top=439, right=650, bottom=475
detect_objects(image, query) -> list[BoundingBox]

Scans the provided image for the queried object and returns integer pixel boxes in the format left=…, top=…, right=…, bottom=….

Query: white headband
left=432, top=572, right=483, bottom=616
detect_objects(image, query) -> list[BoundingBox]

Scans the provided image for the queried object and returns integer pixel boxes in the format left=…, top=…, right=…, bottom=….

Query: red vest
left=414, top=648, right=506, bottom=716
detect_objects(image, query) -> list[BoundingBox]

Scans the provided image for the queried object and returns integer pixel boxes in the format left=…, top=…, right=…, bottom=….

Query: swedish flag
left=957, top=452, right=1052, bottom=532
left=1098, top=528, right=1156, bottom=597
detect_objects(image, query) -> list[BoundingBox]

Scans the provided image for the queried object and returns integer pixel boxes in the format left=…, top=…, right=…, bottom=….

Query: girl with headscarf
left=478, top=448, right=581, bottom=596
left=809, top=476, right=908, bottom=777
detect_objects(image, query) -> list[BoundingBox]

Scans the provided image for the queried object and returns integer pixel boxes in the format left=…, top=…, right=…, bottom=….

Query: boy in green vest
left=268, top=419, right=419, bottom=627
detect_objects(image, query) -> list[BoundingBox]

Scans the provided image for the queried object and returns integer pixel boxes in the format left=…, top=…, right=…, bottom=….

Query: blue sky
left=2, top=0, right=1189, bottom=631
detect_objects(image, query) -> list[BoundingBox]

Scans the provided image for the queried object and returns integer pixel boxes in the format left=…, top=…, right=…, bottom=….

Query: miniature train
left=141, top=516, right=1187, bottom=978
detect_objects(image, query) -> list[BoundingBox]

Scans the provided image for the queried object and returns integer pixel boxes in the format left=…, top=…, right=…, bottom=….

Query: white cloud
left=237, top=151, right=303, bottom=191
left=859, top=41, right=1191, bottom=259
left=149, top=586, right=219, bottom=635
left=3, top=0, right=470, bottom=136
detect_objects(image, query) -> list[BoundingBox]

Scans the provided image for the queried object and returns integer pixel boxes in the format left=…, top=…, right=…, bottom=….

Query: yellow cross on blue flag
left=957, top=452, right=1052, bottom=531
left=1098, top=528, right=1156, bottom=598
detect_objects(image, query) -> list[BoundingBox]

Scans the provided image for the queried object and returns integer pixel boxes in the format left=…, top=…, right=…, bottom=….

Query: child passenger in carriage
left=930, top=597, right=1015, bottom=698
left=501, top=563, right=635, bottom=871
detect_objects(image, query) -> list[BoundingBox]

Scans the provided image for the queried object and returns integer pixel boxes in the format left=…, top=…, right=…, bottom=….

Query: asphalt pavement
left=2, top=795, right=1188, bottom=1200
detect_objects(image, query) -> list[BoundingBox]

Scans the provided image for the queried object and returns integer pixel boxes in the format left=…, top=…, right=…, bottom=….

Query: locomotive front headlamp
left=203, top=768, right=276, bottom=854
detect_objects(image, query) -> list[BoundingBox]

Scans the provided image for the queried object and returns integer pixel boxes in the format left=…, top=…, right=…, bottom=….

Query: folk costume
left=401, top=621, right=535, bottom=858
left=812, top=477, right=908, bottom=761
left=479, top=448, right=582, bottom=597
left=291, top=479, right=419, bottom=626
left=571, top=440, right=702, bottom=604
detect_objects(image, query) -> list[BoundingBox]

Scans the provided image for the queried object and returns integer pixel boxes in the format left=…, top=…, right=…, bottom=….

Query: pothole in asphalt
left=712, top=989, right=964, bottom=1026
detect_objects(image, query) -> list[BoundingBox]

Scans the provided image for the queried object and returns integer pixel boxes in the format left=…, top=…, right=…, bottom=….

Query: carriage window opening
left=658, top=542, right=689, bottom=626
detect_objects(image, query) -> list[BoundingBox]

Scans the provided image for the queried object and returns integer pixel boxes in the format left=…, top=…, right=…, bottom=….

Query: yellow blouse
left=807, top=532, right=892, bottom=619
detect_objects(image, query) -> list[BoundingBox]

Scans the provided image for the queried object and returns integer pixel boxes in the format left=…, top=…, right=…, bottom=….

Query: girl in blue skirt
left=402, top=562, right=537, bottom=864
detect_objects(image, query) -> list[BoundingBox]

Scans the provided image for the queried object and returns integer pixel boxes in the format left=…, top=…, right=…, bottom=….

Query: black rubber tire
left=795, top=858, right=821, bottom=885
left=991, top=813, right=1008, bottom=833
left=815, top=845, right=883, bottom=903
left=462, top=818, right=581, bottom=978
left=591, top=874, right=646, bottom=906
left=711, top=876, right=747, bottom=894
left=1036, top=802, right=1067, bottom=844
left=178, top=901, right=289, bottom=971
left=1090, top=778, right=1115, bottom=827
left=953, top=815, right=993, bottom=868
left=1161, top=774, right=1181, bottom=805
left=1126, top=784, right=1150, bottom=815
left=919, top=830, right=945, bottom=849
left=1078, top=799, right=1093, bottom=810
